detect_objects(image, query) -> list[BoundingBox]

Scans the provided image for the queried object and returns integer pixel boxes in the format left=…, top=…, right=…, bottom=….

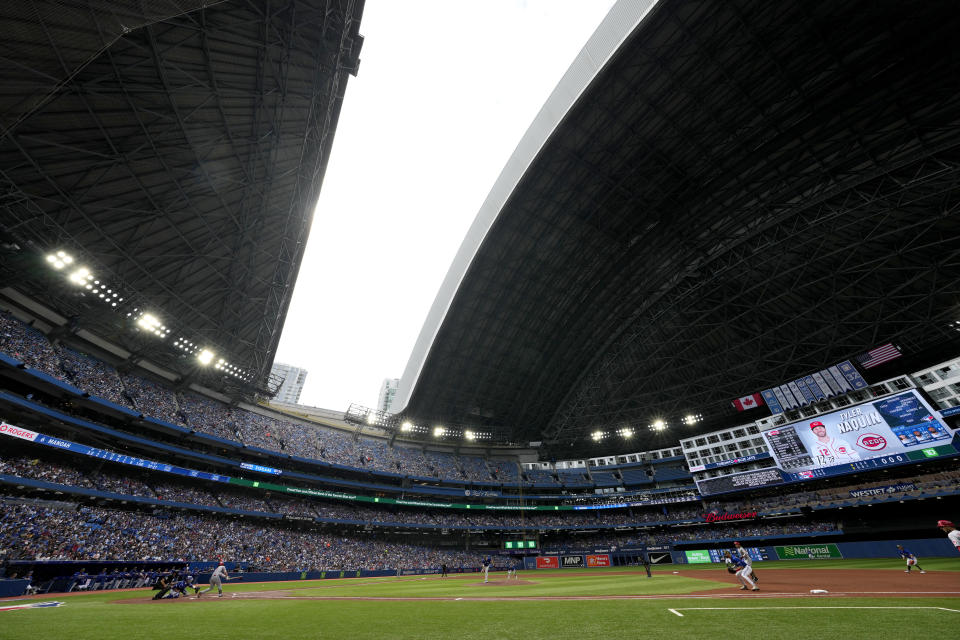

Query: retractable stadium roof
left=396, top=0, right=960, bottom=453
left=0, top=0, right=364, bottom=395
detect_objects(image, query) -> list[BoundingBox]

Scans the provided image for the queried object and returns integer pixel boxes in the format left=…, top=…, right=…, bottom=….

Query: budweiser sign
left=703, top=511, right=758, bottom=523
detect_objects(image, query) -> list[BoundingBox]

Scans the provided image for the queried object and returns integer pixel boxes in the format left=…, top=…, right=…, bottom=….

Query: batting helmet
left=937, top=520, right=954, bottom=528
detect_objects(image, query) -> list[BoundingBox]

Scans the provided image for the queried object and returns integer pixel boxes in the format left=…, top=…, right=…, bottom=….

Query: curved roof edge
left=393, top=0, right=661, bottom=415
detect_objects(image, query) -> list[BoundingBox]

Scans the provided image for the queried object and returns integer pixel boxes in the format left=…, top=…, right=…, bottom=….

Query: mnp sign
left=775, top=544, right=842, bottom=560
left=561, top=555, right=584, bottom=568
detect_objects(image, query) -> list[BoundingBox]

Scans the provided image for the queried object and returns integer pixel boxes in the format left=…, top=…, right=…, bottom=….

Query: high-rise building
left=270, top=362, right=308, bottom=404
left=378, top=378, right=400, bottom=413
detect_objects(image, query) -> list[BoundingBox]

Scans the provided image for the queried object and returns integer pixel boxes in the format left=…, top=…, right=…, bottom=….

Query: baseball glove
left=726, top=566, right=738, bottom=574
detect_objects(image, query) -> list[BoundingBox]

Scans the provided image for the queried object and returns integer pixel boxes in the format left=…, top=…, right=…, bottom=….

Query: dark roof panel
left=1, top=0, right=364, bottom=392
left=403, top=0, right=960, bottom=451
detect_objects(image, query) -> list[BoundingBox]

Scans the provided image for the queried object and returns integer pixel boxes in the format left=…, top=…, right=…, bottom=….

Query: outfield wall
left=528, top=537, right=958, bottom=569
left=672, top=537, right=956, bottom=563
left=837, top=538, right=956, bottom=558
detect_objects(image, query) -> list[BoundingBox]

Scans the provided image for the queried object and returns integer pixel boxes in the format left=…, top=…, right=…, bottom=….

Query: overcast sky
left=273, top=0, right=617, bottom=411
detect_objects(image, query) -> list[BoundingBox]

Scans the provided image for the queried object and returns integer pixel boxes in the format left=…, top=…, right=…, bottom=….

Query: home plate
left=455, top=598, right=463, bottom=601
left=810, top=589, right=829, bottom=594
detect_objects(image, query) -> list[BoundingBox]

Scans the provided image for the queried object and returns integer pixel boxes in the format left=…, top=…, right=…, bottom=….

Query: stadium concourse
left=1, top=0, right=960, bottom=637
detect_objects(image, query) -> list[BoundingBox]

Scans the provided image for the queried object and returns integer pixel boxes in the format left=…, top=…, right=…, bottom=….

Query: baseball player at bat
left=196, top=561, right=229, bottom=597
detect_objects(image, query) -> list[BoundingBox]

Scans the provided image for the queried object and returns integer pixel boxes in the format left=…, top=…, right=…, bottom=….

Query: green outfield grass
left=3, top=559, right=958, bottom=640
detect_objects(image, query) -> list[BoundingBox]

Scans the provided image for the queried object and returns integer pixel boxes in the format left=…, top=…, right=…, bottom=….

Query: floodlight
left=137, top=313, right=161, bottom=331
left=48, top=251, right=74, bottom=269
left=197, top=349, right=215, bottom=365
left=400, top=422, right=413, bottom=432
left=591, top=430, right=604, bottom=441
left=69, top=267, right=91, bottom=284
left=433, top=426, right=446, bottom=437
left=366, top=412, right=377, bottom=425
left=651, top=420, right=666, bottom=431
left=621, top=428, right=633, bottom=438
left=465, top=430, right=476, bottom=441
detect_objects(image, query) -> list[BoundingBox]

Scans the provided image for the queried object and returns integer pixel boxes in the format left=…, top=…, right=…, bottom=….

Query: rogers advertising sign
left=0, top=422, right=39, bottom=442
left=586, top=554, right=610, bottom=567
left=536, top=557, right=559, bottom=569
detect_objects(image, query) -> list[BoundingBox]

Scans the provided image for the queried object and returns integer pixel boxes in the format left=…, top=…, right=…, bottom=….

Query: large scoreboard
left=696, top=390, right=957, bottom=496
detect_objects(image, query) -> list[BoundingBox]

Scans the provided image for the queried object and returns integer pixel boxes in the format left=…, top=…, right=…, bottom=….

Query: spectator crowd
left=0, top=501, right=480, bottom=571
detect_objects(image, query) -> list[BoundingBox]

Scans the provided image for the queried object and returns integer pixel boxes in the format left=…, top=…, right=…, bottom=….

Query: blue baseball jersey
left=728, top=555, right=748, bottom=570
left=482, top=558, right=491, bottom=567
left=898, top=547, right=915, bottom=558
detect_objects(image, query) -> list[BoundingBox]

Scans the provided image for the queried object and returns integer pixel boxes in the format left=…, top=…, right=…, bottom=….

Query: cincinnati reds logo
left=857, top=433, right=887, bottom=451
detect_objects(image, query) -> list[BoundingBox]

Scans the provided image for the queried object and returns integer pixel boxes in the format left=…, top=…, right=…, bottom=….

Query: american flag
left=855, top=343, right=901, bottom=369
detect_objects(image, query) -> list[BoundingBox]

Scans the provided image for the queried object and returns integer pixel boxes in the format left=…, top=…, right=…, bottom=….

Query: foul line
left=226, top=591, right=960, bottom=602
left=670, top=606, right=960, bottom=616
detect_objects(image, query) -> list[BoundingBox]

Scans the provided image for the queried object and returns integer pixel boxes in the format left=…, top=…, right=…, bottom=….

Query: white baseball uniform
left=198, top=565, right=228, bottom=595
left=948, top=529, right=960, bottom=552
left=812, top=437, right=860, bottom=465
left=736, top=566, right=756, bottom=589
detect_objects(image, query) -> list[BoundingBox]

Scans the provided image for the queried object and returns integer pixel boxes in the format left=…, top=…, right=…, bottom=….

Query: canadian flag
left=732, top=393, right=764, bottom=411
